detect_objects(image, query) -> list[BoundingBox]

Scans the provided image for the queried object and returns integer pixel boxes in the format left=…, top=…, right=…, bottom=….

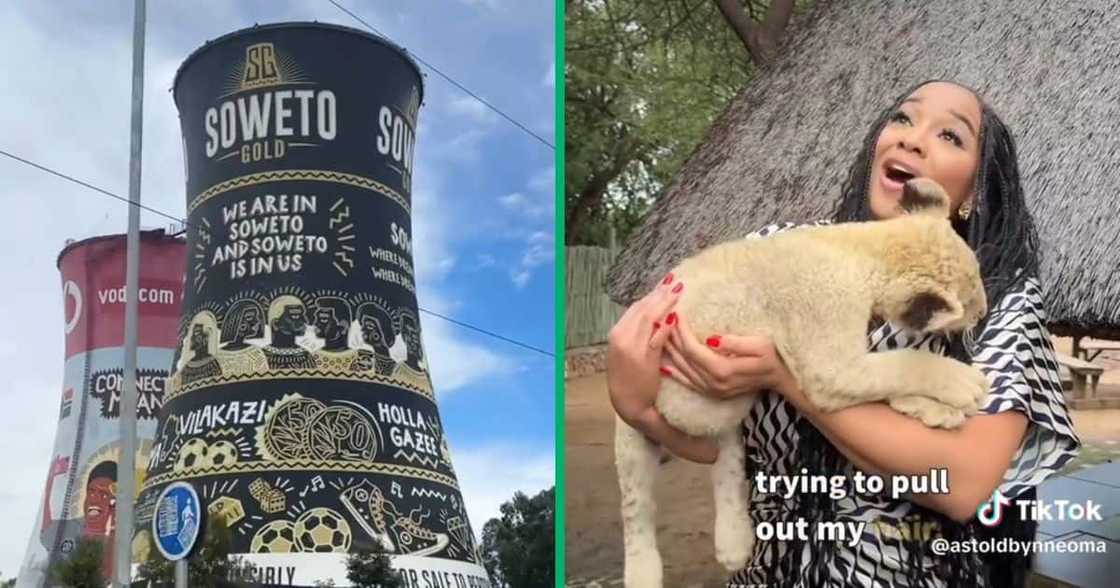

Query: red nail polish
left=659, top=366, right=671, bottom=377
left=662, top=273, right=674, bottom=285
left=706, top=335, right=721, bottom=348
left=671, top=282, right=684, bottom=294
left=666, top=312, right=677, bottom=326
left=653, top=321, right=660, bottom=331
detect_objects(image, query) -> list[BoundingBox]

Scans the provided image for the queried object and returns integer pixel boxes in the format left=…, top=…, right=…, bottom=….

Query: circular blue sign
left=152, top=481, right=202, bottom=561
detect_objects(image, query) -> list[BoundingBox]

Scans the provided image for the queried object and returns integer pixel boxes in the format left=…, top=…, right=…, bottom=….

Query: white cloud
left=528, top=166, right=554, bottom=193
left=510, top=269, right=531, bottom=289
left=458, top=0, right=501, bottom=9
left=448, top=95, right=495, bottom=124
left=0, top=378, right=61, bottom=578
left=471, top=254, right=497, bottom=270
left=542, top=61, right=555, bottom=88
left=497, top=165, right=555, bottom=219
left=499, top=192, right=527, bottom=209
left=410, top=170, right=516, bottom=392
left=419, top=295, right=516, bottom=393
left=522, top=230, right=554, bottom=267
left=410, top=169, right=458, bottom=283
left=508, top=231, right=553, bottom=289
left=494, top=165, right=557, bottom=290
left=450, top=443, right=554, bottom=539
left=428, top=128, right=489, bottom=163
left=499, top=191, right=551, bottom=218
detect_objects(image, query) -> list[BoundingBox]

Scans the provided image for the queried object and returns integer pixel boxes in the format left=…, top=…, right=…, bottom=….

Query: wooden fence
left=566, top=246, right=624, bottom=348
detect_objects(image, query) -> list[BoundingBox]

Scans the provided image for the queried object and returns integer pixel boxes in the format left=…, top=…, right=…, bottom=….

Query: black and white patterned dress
left=726, top=223, right=1081, bottom=587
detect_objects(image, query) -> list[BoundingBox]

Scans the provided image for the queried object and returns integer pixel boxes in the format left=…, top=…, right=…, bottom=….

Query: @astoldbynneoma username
left=930, top=537, right=1109, bottom=556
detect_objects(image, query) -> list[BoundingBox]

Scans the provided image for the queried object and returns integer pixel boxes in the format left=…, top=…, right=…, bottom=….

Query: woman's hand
left=607, top=274, right=680, bottom=428
left=606, top=275, right=718, bottom=463
left=664, top=313, right=796, bottom=399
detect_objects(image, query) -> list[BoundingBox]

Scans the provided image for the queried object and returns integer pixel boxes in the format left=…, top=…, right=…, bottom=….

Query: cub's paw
left=965, top=365, right=991, bottom=405
left=714, top=516, right=754, bottom=571
left=624, top=552, right=663, bottom=588
left=922, top=359, right=990, bottom=412
left=889, top=395, right=967, bottom=429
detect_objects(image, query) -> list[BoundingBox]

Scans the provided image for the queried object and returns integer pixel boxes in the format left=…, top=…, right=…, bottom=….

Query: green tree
left=137, top=515, right=256, bottom=587
left=345, top=541, right=401, bottom=588
left=565, top=0, right=808, bottom=245
left=480, top=487, right=554, bottom=588
left=47, top=538, right=106, bottom=588
left=1, top=578, right=15, bottom=588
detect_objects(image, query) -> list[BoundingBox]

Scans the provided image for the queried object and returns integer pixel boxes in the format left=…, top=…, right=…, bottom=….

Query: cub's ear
left=900, top=178, right=951, bottom=219
left=900, top=287, right=964, bottom=333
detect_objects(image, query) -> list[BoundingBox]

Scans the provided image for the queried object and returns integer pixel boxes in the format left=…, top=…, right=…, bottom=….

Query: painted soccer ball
left=295, top=507, right=351, bottom=553
left=208, top=440, right=239, bottom=468
left=251, top=520, right=300, bottom=553
left=176, top=438, right=209, bottom=471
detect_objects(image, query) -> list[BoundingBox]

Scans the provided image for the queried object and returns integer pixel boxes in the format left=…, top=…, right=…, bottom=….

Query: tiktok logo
left=977, top=490, right=1013, bottom=527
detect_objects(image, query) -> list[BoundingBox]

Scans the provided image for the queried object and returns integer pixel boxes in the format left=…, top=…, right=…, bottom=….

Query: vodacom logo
left=63, top=280, right=82, bottom=335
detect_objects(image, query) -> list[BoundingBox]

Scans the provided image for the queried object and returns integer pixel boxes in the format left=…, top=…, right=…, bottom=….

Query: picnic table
left=1072, top=336, right=1120, bottom=362
left=1055, top=351, right=1105, bottom=400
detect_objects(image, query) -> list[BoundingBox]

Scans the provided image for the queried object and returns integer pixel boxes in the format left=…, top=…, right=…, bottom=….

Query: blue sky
left=0, top=0, right=554, bottom=576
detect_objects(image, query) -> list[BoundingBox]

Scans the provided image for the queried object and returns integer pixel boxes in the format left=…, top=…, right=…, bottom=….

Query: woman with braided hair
left=607, top=81, right=1080, bottom=587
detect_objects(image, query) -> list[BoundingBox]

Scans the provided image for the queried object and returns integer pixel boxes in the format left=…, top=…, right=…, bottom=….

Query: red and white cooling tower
left=16, top=230, right=186, bottom=587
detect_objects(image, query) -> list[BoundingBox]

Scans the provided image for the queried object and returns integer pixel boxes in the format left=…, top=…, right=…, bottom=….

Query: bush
left=48, top=538, right=106, bottom=588
left=345, top=541, right=401, bottom=588
left=481, top=487, right=554, bottom=588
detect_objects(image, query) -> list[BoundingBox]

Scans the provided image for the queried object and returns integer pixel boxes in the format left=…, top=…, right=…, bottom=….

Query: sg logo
left=243, top=43, right=279, bottom=85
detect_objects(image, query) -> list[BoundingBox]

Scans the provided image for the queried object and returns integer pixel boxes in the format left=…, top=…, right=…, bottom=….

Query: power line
left=418, top=307, right=553, bottom=357
left=326, top=0, right=555, bottom=151
left=0, top=147, right=554, bottom=358
left=0, top=148, right=187, bottom=226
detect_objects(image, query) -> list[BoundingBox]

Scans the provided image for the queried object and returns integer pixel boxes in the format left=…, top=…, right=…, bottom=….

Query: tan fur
left=615, top=179, right=990, bottom=587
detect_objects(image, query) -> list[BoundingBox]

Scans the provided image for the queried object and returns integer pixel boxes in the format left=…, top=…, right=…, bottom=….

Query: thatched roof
left=607, top=0, right=1120, bottom=339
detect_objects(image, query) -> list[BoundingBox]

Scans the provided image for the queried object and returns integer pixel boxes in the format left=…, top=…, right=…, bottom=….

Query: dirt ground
left=565, top=371, right=726, bottom=588
left=564, top=337, right=1120, bottom=587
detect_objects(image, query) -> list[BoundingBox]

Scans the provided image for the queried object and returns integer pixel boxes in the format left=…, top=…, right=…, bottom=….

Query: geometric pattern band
left=189, top=169, right=409, bottom=214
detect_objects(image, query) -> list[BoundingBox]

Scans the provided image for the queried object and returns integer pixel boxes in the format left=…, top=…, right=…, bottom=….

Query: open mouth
left=887, top=164, right=913, bottom=183
left=881, top=160, right=918, bottom=190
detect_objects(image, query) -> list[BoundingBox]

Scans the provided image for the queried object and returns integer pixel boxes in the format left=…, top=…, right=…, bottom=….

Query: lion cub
left=615, top=179, right=989, bottom=588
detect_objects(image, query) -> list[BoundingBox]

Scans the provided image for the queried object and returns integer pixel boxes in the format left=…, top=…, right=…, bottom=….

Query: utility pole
left=116, top=0, right=146, bottom=585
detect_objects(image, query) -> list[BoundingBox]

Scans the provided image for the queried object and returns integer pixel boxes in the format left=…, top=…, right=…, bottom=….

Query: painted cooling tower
left=133, top=23, right=490, bottom=587
left=16, top=231, right=186, bottom=588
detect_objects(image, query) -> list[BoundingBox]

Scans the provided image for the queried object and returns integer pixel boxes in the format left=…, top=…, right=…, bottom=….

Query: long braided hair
left=769, top=81, right=1041, bottom=587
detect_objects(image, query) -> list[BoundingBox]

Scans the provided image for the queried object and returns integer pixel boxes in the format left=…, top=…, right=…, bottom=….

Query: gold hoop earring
left=958, top=200, right=972, bottom=221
